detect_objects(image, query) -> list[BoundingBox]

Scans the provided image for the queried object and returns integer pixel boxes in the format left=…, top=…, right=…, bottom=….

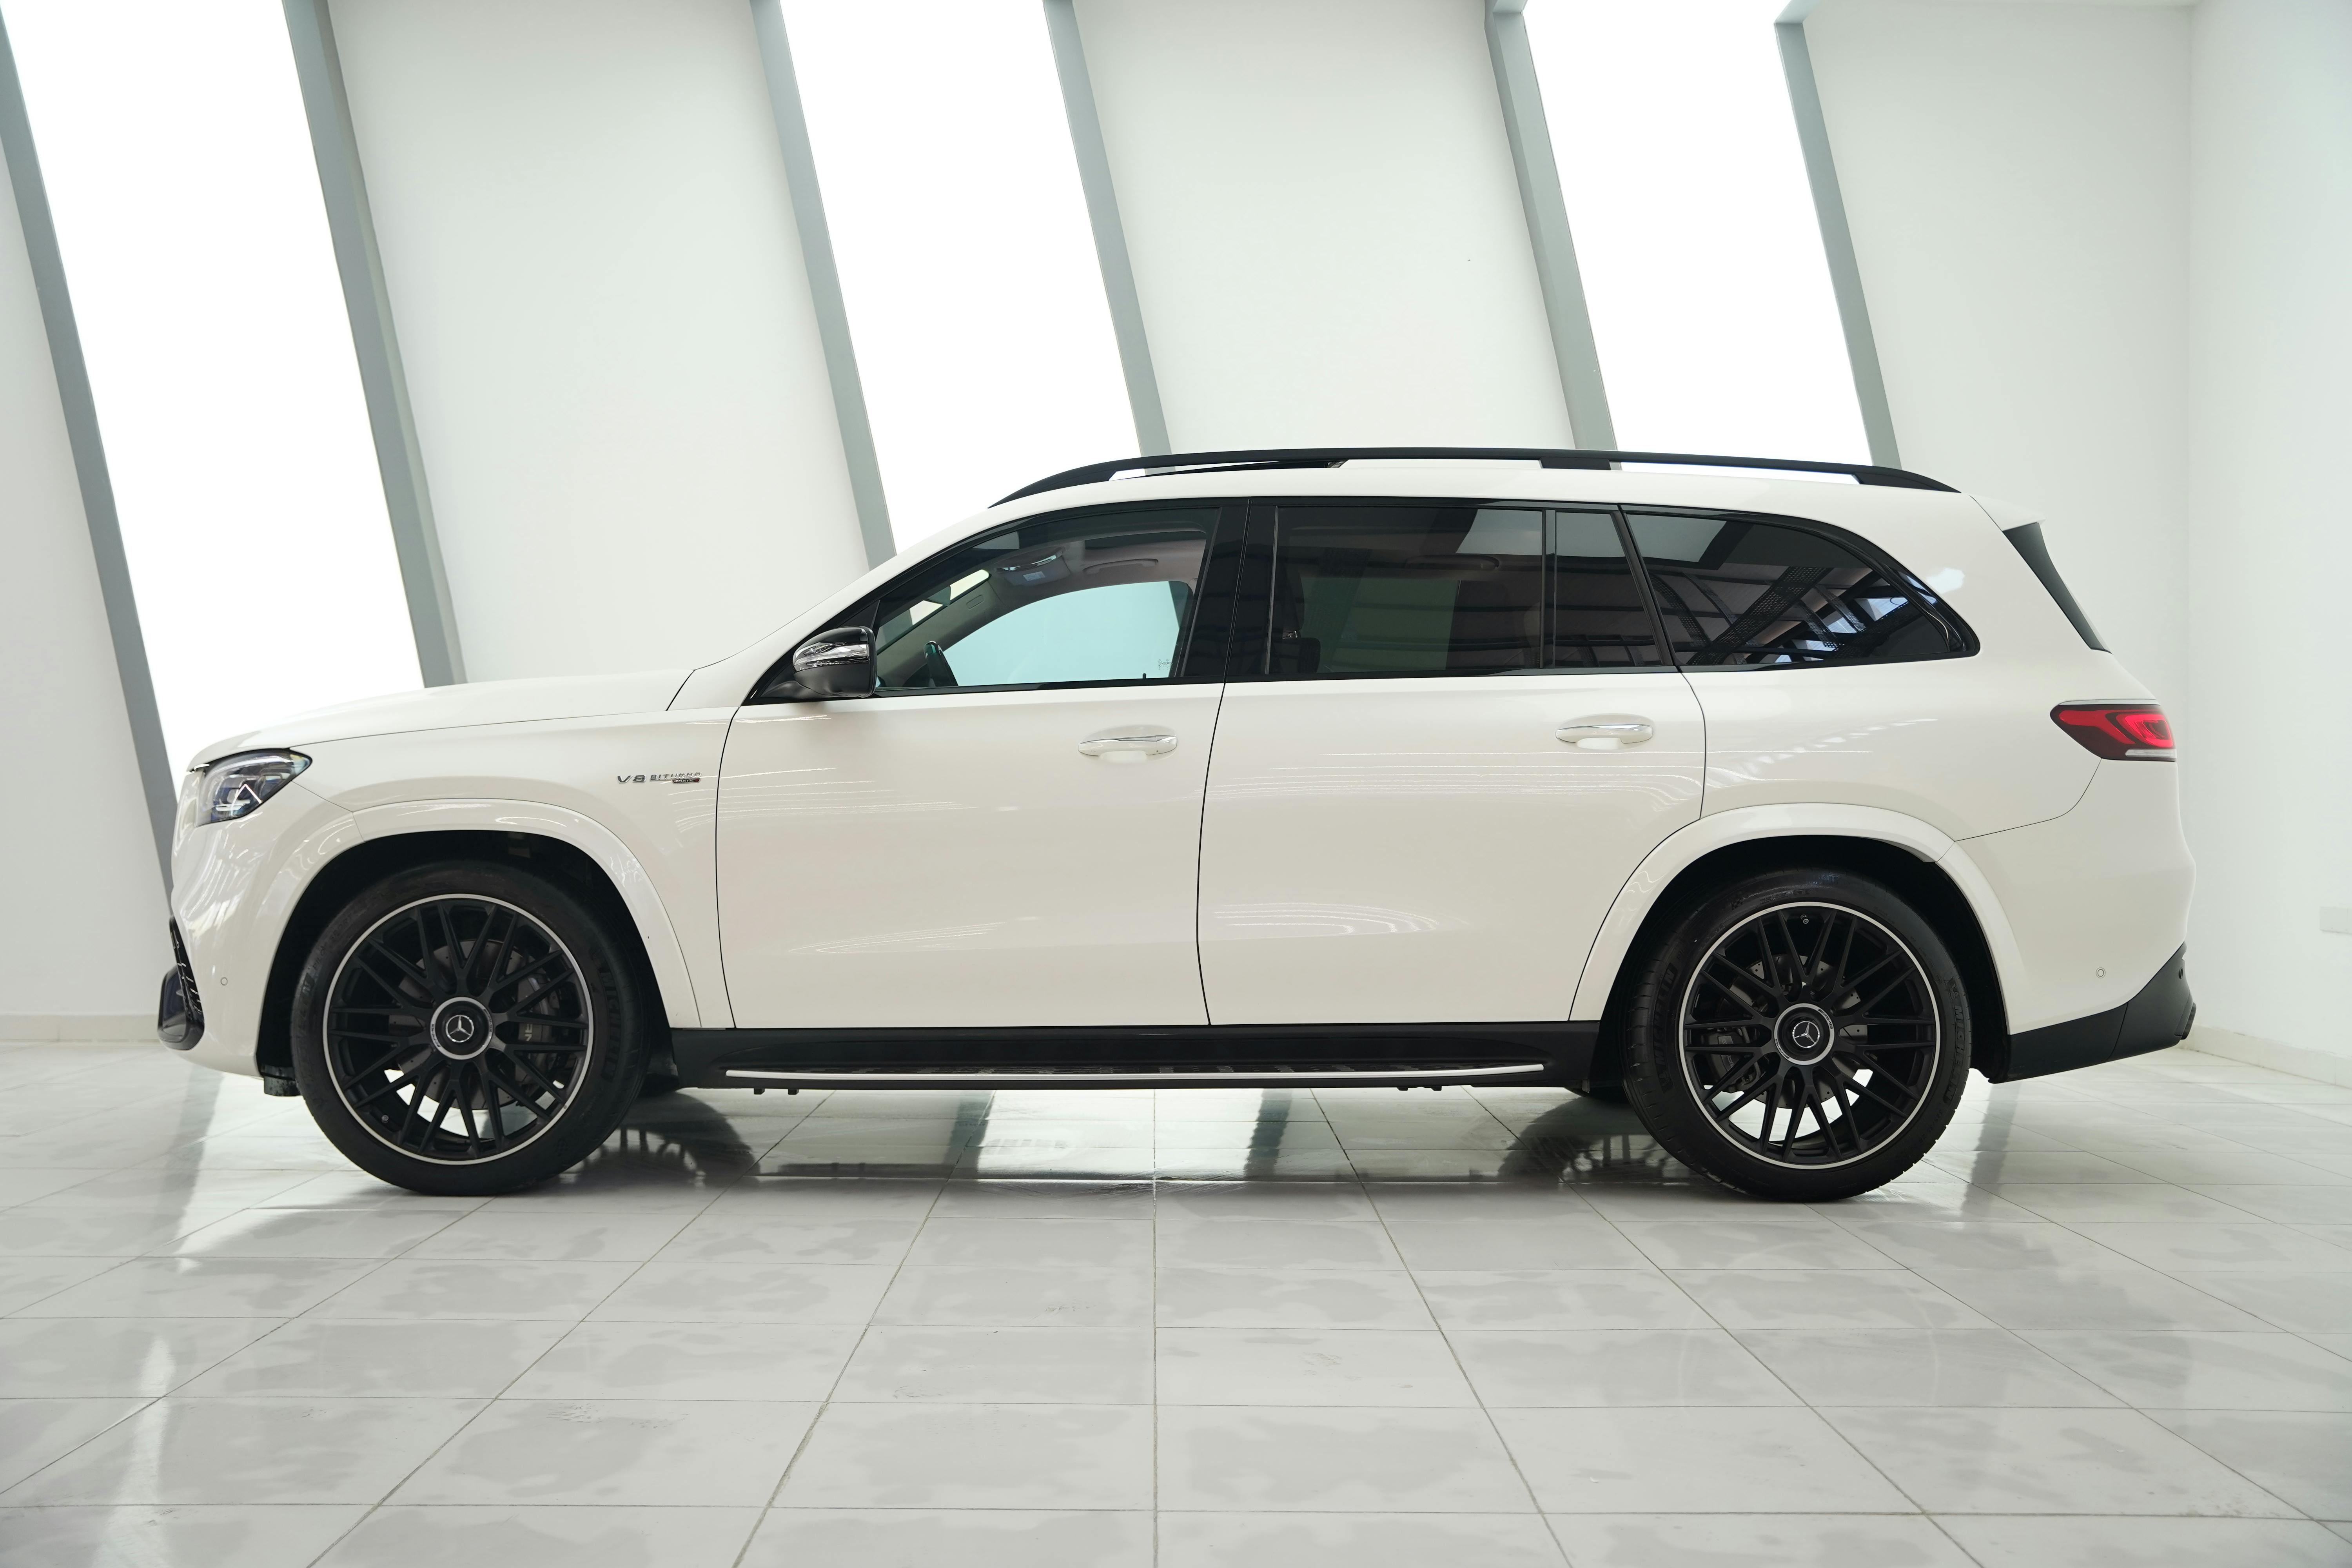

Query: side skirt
left=669, top=1021, right=1600, bottom=1093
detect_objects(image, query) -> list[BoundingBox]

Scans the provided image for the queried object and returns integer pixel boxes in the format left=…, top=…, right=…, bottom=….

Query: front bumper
left=158, top=921, right=204, bottom=1049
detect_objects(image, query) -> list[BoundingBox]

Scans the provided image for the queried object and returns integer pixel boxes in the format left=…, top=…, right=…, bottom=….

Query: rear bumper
left=1994, top=944, right=2194, bottom=1082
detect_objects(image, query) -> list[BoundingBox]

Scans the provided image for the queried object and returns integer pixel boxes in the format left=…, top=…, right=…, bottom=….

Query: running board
left=724, top=1062, right=1550, bottom=1087
left=671, top=1022, right=1599, bottom=1093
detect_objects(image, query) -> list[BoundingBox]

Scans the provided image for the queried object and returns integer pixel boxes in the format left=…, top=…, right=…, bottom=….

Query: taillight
left=2053, top=702, right=2175, bottom=760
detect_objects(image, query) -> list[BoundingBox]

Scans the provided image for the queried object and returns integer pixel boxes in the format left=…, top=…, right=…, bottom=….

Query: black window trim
left=748, top=499, right=1247, bottom=704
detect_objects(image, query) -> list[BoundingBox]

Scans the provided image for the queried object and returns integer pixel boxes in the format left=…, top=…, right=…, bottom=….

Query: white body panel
left=157, top=461, right=2192, bottom=1084
left=717, top=686, right=1222, bottom=1027
left=1197, top=671, right=1702, bottom=1023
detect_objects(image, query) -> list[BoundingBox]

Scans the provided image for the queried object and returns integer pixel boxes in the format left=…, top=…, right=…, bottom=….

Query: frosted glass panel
left=781, top=0, right=1136, bottom=545
left=1523, top=0, right=1869, bottom=461
left=7, top=0, right=420, bottom=769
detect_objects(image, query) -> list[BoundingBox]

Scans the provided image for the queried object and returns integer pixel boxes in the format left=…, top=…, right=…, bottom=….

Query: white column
left=0, top=142, right=169, bottom=1034
left=327, top=0, right=873, bottom=682
left=1804, top=0, right=2193, bottom=703
left=1073, top=0, right=1572, bottom=451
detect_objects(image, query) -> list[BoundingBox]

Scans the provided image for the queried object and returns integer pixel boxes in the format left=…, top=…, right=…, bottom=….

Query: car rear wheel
left=290, top=861, right=652, bottom=1195
left=1621, top=867, right=1971, bottom=1201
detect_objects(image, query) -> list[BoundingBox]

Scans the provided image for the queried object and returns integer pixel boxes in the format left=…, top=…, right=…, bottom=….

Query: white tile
left=1734, top=1329, right=2116, bottom=1407
left=1925, top=1151, right=2163, bottom=1183
left=2068, top=1221, right=2352, bottom=1272
left=746, top=1509, right=1152, bottom=1568
left=777, top=1403, right=1154, bottom=1509
left=2120, top=1152, right=2352, bottom=1187
left=1156, top=1182, right=1377, bottom=1222
left=697, top=1179, right=943, bottom=1219
left=178, top=1319, right=568, bottom=1397
left=1807, top=1184, right=2041, bottom=1221
left=2, top=1397, right=481, bottom=1504
left=586, top=1260, right=892, bottom=1324
left=1450, top=1329, right=1797, bottom=1407
left=0, top=1256, right=127, bottom=1314
left=1820, top=1406, right=2295, bottom=1515
left=1936, top=1515, right=2352, bottom=1568
left=0, top=1211, right=232, bottom=1258
left=1414, top=1270, right=1712, bottom=1330
left=1156, top=1328, right=1477, bottom=1407
left=24, top=1258, right=380, bottom=1319
left=0, top=1504, right=370, bottom=1568
left=2183, top=1270, right=2352, bottom=1333
left=1156, top=1218, right=1403, bottom=1270
left=1494, top=1406, right=1909, bottom=1512
left=165, top=1209, right=459, bottom=1259
left=505, top=1320, right=858, bottom=1400
left=2152, top=1410, right=2352, bottom=1517
left=307, top=1259, right=633, bottom=1321
left=1545, top=1514, right=1974, bottom=1568
left=1155, top=1267, right=1436, bottom=1328
left=930, top=1181, right=1156, bottom=1218
left=1617, top=1220, right=1901, bottom=1271
left=1828, top=1220, right=2131, bottom=1271
left=1158, top=1512, right=1566, bottom=1568
left=2020, top=1329, right=2352, bottom=1411
left=835, top=1326, right=1153, bottom=1403
left=0, top=1318, right=278, bottom=1397
left=405, top=1210, right=693, bottom=1261
left=873, top=1265, right=1152, bottom=1327
left=317, top=1505, right=758, bottom=1568
left=1993, top=1184, right=2280, bottom=1224
left=1156, top=1406, right=1535, bottom=1512
left=1670, top=1269, right=1994, bottom=1329
left=904, top=1217, right=1151, bottom=1268
left=21, top=1169, right=318, bottom=1212
left=393, top=1398, right=816, bottom=1506
left=1913, top=1266, right=2272, bottom=1331
left=1382, top=1218, right=1649, bottom=1271
left=0, top=1399, right=149, bottom=1492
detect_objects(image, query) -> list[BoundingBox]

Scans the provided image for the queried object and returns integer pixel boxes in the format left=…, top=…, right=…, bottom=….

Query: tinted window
left=1550, top=509, right=1662, bottom=667
left=1626, top=512, right=1958, bottom=667
left=871, top=508, right=1215, bottom=690
left=1268, top=506, right=1543, bottom=676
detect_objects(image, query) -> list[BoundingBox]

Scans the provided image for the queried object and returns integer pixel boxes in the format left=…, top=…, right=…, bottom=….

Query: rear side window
left=1625, top=511, right=1965, bottom=668
left=1268, top=505, right=1544, bottom=676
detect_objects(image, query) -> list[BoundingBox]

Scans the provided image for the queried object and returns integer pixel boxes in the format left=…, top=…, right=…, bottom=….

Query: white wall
left=0, top=148, right=171, bottom=1030
left=2183, top=0, right=2352, bottom=1076
left=1074, top=0, right=1572, bottom=451
left=328, top=0, right=871, bottom=682
left=1806, top=0, right=2192, bottom=705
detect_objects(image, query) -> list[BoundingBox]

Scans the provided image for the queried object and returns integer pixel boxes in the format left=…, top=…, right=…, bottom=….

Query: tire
left=1621, top=867, right=1971, bottom=1201
left=290, top=860, right=653, bottom=1195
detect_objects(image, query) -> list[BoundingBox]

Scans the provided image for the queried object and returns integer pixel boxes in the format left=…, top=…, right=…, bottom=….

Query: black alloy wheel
left=291, top=862, right=651, bottom=1195
left=1622, top=868, right=1971, bottom=1200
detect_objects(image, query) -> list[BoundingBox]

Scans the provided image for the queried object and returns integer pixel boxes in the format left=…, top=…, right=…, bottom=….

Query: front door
left=1197, top=503, right=1705, bottom=1024
left=717, top=503, right=1232, bottom=1028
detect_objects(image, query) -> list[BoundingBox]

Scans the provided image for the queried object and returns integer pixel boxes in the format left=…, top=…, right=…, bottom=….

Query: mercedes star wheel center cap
left=1775, top=1002, right=1837, bottom=1065
left=429, top=996, right=494, bottom=1060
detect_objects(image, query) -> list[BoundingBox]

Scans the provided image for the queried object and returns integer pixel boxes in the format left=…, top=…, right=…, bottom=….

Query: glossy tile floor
left=1, top=1042, right=2350, bottom=1566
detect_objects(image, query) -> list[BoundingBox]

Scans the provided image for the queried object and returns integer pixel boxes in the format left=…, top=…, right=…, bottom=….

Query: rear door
left=1195, top=503, right=1705, bottom=1024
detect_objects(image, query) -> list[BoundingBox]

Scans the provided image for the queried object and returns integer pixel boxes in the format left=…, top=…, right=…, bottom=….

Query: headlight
left=199, top=750, right=311, bottom=824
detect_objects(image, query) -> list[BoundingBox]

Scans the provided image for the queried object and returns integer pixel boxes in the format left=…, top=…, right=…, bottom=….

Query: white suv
left=158, top=447, right=2194, bottom=1202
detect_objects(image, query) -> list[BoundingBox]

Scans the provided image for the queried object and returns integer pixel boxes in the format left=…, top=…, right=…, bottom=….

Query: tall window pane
left=1521, top=0, right=1869, bottom=461
left=7, top=0, right=421, bottom=769
left=781, top=0, right=1136, bottom=544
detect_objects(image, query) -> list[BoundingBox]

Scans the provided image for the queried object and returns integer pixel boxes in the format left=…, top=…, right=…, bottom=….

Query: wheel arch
left=1572, top=809, right=2017, bottom=1086
left=256, top=823, right=694, bottom=1084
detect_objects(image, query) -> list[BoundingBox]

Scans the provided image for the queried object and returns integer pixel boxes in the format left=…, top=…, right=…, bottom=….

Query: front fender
left=1567, top=802, right=2029, bottom=1024
left=347, top=799, right=708, bottom=1030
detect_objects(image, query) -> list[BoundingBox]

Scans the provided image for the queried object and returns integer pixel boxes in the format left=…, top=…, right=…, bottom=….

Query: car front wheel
left=289, top=861, right=652, bottom=1195
left=1621, top=867, right=1971, bottom=1201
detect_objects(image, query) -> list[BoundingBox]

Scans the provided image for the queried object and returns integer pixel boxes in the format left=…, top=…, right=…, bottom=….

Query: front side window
left=1550, top=509, right=1662, bottom=667
left=1626, top=511, right=1963, bottom=667
left=1268, top=505, right=1544, bottom=677
left=871, top=507, right=1216, bottom=691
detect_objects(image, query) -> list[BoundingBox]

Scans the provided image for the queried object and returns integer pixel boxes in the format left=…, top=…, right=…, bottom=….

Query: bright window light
left=780, top=0, right=1136, bottom=545
left=1523, top=0, right=1869, bottom=462
left=6, top=0, right=418, bottom=769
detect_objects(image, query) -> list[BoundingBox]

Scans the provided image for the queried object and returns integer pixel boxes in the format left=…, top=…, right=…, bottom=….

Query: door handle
left=1557, top=718, right=1654, bottom=751
left=1078, top=732, right=1178, bottom=758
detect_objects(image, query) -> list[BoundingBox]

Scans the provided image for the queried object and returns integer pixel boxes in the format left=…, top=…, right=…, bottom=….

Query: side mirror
left=764, top=625, right=876, bottom=701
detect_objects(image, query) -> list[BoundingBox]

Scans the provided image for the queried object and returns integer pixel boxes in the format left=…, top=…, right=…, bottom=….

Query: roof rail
left=996, top=446, right=1955, bottom=504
